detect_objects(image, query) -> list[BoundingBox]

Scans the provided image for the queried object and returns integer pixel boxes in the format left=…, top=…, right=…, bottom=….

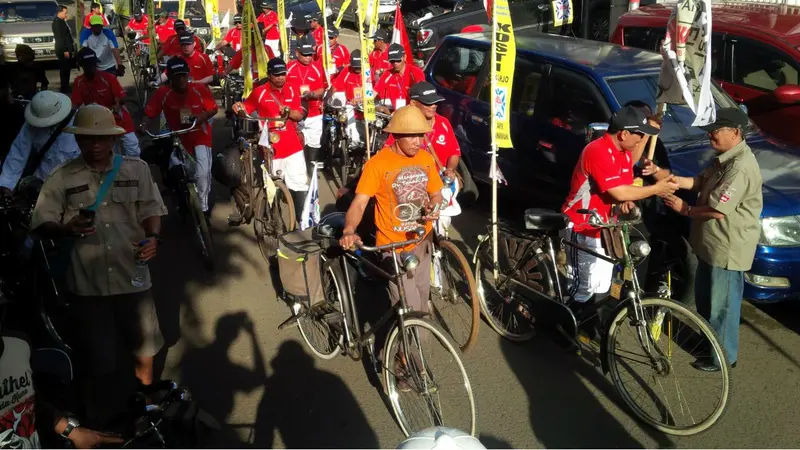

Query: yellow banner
left=278, top=0, right=288, bottom=58
left=210, top=0, right=221, bottom=39
left=368, top=0, right=379, bottom=38
left=115, top=0, right=130, bottom=18
left=491, top=0, right=515, bottom=148
left=357, top=0, right=375, bottom=122
left=551, top=0, right=574, bottom=27
left=147, top=0, right=158, bottom=65
left=242, top=0, right=253, bottom=97
left=76, top=1, right=83, bottom=48
left=178, top=0, right=186, bottom=20
left=334, top=0, right=350, bottom=28
left=246, top=1, right=269, bottom=78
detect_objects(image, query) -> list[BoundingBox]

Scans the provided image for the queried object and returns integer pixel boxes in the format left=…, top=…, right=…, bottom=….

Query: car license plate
left=34, top=49, right=52, bottom=56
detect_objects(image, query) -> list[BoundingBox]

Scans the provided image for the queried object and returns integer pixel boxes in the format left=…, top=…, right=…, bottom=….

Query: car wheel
left=589, top=8, right=610, bottom=41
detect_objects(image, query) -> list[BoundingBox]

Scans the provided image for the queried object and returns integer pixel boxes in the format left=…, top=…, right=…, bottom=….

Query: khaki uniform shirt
left=31, top=156, right=168, bottom=297
left=689, top=140, right=763, bottom=271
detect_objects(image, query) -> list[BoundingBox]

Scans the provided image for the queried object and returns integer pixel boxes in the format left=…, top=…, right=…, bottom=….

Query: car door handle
left=470, top=114, right=487, bottom=125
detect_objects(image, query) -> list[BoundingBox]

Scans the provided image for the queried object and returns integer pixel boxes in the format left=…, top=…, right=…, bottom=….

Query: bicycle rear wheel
left=383, top=317, right=476, bottom=437
left=605, top=297, right=730, bottom=435
left=254, top=180, right=295, bottom=261
left=187, top=183, right=215, bottom=270
left=429, top=239, right=479, bottom=352
left=296, top=262, right=347, bottom=359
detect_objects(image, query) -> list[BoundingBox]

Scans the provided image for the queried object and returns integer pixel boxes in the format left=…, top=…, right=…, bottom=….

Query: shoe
left=691, top=358, right=737, bottom=372
left=394, top=355, right=412, bottom=393
left=568, top=297, right=595, bottom=319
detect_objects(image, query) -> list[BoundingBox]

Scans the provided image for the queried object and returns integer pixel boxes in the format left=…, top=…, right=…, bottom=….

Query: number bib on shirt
left=179, top=108, right=191, bottom=125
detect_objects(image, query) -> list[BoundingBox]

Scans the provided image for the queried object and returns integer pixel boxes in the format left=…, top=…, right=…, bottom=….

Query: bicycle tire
left=605, top=297, right=731, bottom=436
left=138, top=69, right=150, bottom=107
left=187, top=183, right=215, bottom=270
left=33, top=268, right=71, bottom=353
left=383, top=317, right=476, bottom=437
left=297, top=263, right=346, bottom=360
left=339, top=136, right=350, bottom=186
left=254, top=180, right=296, bottom=261
left=429, top=239, right=480, bottom=352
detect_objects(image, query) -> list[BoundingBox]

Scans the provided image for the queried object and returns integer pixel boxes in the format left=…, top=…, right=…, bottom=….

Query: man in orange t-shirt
left=339, top=106, right=443, bottom=316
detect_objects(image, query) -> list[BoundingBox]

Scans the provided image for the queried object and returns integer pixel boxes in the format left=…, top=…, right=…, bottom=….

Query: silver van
left=0, top=0, right=60, bottom=62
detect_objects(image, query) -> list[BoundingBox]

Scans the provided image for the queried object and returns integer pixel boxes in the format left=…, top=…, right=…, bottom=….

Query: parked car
left=612, top=3, right=800, bottom=148
left=0, top=0, right=60, bottom=62
left=426, top=30, right=800, bottom=303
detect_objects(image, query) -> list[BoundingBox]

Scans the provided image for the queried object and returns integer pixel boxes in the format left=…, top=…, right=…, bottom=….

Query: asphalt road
left=36, top=35, right=800, bottom=448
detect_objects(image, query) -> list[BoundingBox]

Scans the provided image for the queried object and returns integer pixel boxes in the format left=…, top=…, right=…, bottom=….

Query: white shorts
left=299, top=114, right=323, bottom=149
left=265, top=39, right=280, bottom=58
left=346, top=112, right=366, bottom=148
left=272, top=150, right=309, bottom=192
left=562, top=227, right=613, bottom=303
left=116, top=132, right=141, bottom=157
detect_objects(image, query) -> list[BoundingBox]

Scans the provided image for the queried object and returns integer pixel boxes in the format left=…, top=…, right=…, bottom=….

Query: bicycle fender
left=472, top=233, right=490, bottom=266
left=389, top=311, right=432, bottom=333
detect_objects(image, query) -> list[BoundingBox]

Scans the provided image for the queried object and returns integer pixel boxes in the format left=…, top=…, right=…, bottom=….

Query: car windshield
left=605, top=73, right=757, bottom=145
left=0, top=1, right=57, bottom=22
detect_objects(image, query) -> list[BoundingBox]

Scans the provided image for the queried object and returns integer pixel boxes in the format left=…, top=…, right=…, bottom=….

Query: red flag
left=484, top=0, right=492, bottom=20
left=392, top=5, right=414, bottom=66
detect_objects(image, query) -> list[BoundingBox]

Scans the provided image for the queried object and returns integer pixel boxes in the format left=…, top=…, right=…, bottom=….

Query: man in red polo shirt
left=82, top=2, right=109, bottom=28
left=216, top=14, right=243, bottom=52
left=318, top=25, right=349, bottom=75
left=257, top=0, right=281, bottom=57
left=309, top=12, right=324, bottom=51
left=232, top=58, right=308, bottom=220
left=72, top=47, right=140, bottom=157
left=154, top=11, right=176, bottom=43
left=126, top=11, right=150, bottom=44
left=144, top=57, right=219, bottom=218
left=374, top=43, right=425, bottom=111
left=332, top=50, right=364, bottom=146
left=561, top=106, right=678, bottom=309
left=288, top=35, right=327, bottom=173
left=369, top=29, right=391, bottom=82
left=159, top=34, right=214, bottom=84
left=224, top=24, right=276, bottom=77
left=157, top=20, right=203, bottom=58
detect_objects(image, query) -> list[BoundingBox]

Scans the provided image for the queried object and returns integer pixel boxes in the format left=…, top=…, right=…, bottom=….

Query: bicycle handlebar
left=354, top=227, right=427, bottom=252
left=577, top=207, right=642, bottom=227
left=239, top=110, right=290, bottom=122
left=142, top=119, right=198, bottom=139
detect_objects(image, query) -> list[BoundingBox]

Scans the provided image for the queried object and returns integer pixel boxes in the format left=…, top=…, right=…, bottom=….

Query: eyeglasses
left=389, top=60, right=402, bottom=64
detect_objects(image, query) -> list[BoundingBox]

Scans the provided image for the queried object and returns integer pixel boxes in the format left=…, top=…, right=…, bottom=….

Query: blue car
left=426, top=30, right=800, bottom=303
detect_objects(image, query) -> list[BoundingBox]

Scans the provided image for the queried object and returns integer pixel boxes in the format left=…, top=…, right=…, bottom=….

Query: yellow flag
left=491, top=0, right=515, bottom=149
left=278, top=0, right=288, bottom=58
left=210, top=0, right=221, bottom=40
left=368, top=0, right=379, bottom=38
left=116, top=0, right=130, bottom=18
left=334, top=0, right=351, bottom=28
left=357, top=0, right=375, bottom=122
left=245, top=1, right=269, bottom=78
left=147, top=0, right=158, bottom=66
left=178, top=0, right=186, bottom=20
left=242, top=1, right=253, bottom=97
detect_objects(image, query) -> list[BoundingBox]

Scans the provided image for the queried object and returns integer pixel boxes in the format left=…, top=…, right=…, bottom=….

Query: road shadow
left=253, top=340, right=379, bottom=448
left=752, top=300, right=800, bottom=336
left=178, top=311, right=268, bottom=448
left=500, top=334, right=674, bottom=448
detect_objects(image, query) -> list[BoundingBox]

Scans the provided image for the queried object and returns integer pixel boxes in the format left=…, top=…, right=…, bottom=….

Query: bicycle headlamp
left=337, top=112, right=347, bottom=123
left=629, top=240, right=651, bottom=260
left=401, top=253, right=420, bottom=272
left=375, top=118, right=386, bottom=128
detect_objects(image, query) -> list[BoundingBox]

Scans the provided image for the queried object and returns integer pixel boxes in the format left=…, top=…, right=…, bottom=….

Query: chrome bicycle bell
left=400, top=252, right=420, bottom=272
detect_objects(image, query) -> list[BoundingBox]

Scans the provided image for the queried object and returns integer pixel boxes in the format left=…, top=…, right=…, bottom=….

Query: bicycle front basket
left=277, top=228, right=324, bottom=304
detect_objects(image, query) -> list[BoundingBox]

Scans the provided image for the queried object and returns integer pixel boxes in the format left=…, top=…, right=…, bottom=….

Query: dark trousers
left=57, top=56, right=72, bottom=93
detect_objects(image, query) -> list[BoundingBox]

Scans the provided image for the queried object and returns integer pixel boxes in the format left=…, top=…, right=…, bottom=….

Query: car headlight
left=760, top=216, right=800, bottom=247
left=0, top=37, right=24, bottom=45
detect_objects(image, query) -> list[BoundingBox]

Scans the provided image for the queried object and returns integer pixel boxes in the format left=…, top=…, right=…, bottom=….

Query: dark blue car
left=426, top=30, right=800, bottom=303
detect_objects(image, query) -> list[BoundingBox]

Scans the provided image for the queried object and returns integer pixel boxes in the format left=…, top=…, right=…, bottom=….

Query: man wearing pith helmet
left=31, top=104, right=167, bottom=422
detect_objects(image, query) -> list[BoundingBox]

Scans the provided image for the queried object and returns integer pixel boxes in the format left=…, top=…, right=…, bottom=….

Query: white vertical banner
left=657, top=0, right=715, bottom=127
left=300, top=166, right=321, bottom=230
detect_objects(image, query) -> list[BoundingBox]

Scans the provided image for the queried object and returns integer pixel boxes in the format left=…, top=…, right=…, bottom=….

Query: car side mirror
left=773, top=84, right=800, bottom=105
left=585, top=122, right=609, bottom=143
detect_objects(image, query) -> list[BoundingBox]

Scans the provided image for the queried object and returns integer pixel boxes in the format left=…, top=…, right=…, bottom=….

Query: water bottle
left=131, top=240, right=148, bottom=288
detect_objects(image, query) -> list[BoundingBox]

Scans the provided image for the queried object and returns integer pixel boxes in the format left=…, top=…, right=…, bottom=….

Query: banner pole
left=646, top=102, right=666, bottom=161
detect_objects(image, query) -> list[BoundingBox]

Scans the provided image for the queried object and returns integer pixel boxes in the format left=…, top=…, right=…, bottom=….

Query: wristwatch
left=60, top=417, right=80, bottom=439
left=146, top=233, right=161, bottom=244
left=685, top=205, right=693, bottom=217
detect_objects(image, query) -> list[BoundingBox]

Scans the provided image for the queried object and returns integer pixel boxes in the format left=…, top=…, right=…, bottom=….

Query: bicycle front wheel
left=187, top=183, right=215, bottom=270
left=383, top=317, right=476, bottom=437
left=297, top=262, right=346, bottom=360
left=429, top=240, right=479, bottom=352
left=254, top=180, right=295, bottom=261
left=605, top=297, right=731, bottom=435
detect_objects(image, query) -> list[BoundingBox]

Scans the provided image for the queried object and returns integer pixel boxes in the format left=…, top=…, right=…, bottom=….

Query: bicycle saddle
left=316, top=212, right=345, bottom=239
left=524, top=208, right=570, bottom=231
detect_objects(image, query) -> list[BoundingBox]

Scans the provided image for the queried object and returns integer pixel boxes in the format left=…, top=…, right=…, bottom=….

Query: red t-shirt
left=369, top=47, right=391, bottom=82
left=561, top=134, right=634, bottom=238
left=384, top=113, right=459, bottom=167
left=258, top=11, right=280, bottom=40
left=228, top=44, right=277, bottom=77
left=161, top=33, right=204, bottom=57
left=127, top=17, right=150, bottom=43
left=182, top=50, right=215, bottom=81
left=317, top=42, right=350, bottom=71
left=144, top=83, right=217, bottom=152
left=287, top=60, right=327, bottom=118
left=224, top=27, right=243, bottom=51
left=332, top=69, right=363, bottom=102
left=311, top=26, right=324, bottom=48
left=242, top=82, right=303, bottom=159
left=374, top=65, right=425, bottom=110
left=71, top=72, right=135, bottom=133
left=155, top=18, right=176, bottom=43
left=83, top=12, right=109, bottom=28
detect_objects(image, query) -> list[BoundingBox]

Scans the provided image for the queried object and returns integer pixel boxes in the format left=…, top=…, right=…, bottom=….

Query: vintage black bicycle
left=279, top=214, right=476, bottom=437
left=473, top=207, right=730, bottom=435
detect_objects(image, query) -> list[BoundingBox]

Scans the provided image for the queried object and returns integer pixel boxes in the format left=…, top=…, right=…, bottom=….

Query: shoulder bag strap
left=22, top=109, right=75, bottom=178
left=87, top=154, right=123, bottom=212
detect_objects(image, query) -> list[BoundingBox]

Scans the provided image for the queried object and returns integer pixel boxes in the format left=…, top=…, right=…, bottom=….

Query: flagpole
left=646, top=102, right=666, bottom=160
left=490, top=6, right=499, bottom=281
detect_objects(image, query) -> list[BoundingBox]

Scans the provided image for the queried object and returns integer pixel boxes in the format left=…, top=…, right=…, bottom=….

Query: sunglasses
left=389, top=59, right=402, bottom=64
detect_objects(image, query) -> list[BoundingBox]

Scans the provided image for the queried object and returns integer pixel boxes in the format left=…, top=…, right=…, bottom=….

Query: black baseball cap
left=179, top=33, right=195, bottom=45
left=371, top=28, right=389, bottom=41
left=77, top=47, right=97, bottom=65
left=134, top=10, right=142, bottom=17
left=610, top=106, right=659, bottom=135
left=699, top=107, right=749, bottom=133
left=260, top=0, right=274, bottom=8
left=267, top=57, right=288, bottom=75
left=350, top=49, right=361, bottom=68
left=166, top=56, right=190, bottom=78
left=233, top=14, right=242, bottom=23
left=387, top=43, right=405, bottom=62
left=296, top=34, right=316, bottom=55
left=159, top=10, right=168, bottom=18
left=328, top=26, right=339, bottom=38
left=174, top=19, right=186, bottom=30
left=410, top=81, right=444, bottom=105
left=291, top=16, right=309, bottom=31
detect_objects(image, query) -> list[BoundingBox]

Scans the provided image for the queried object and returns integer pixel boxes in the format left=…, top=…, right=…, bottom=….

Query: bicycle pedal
left=277, top=315, right=299, bottom=330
